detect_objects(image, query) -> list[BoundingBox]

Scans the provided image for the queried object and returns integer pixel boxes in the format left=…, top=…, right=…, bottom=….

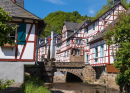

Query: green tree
left=104, top=13, right=130, bottom=86
left=41, top=11, right=89, bottom=38
left=0, top=7, right=16, bottom=46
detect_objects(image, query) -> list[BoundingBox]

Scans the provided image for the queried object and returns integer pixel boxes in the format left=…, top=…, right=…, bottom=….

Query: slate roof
left=0, top=0, right=41, bottom=20
left=64, top=22, right=78, bottom=31
left=88, top=7, right=130, bottom=44
left=56, top=20, right=87, bottom=45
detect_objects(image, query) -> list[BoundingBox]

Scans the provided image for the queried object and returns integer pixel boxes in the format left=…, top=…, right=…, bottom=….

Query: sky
left=24, top=0, right=130, bottom=19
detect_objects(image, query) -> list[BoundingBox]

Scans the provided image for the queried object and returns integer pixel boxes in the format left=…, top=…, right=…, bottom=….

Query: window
left=75, top=49, right=80, bottom=55
left=66, top=39, right=70, bottom=46
left=86, top=39, right=88, bottom=46
left=9, top=30, right=15, bottom=40
left=86, top=54, right=88, bottom=63
left=76, top=39, right=83, bottom=45
left=8, top=24, right=16, bottom=40
left=64, top=51, right=66, bottom=57
left=95, top=47, right=98, bottom=58
left=100, top=44, right=104, bottom=57
left=85, top=27, right=88, bottom=33
left=67, top=50, right=69, bottom=57
left=93, top=23, right=95, bottom=30
left=105, top=21, right=107, bottom=25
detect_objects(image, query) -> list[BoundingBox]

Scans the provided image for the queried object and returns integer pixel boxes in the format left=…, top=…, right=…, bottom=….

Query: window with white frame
left=9, top=31, right=15, bottom=40
left=76, top=39, right=83, bottom=45
left=95, top=47, right=98, bottom=58
left=100, top=44, right=104, bottom=57
left=93, top=23, right=95, bottom=30
left=8, top=24, right=16, bottom=40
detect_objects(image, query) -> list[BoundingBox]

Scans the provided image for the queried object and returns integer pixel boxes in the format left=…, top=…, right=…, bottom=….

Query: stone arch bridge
left=25, top=62, right=96, bottom=83
left=53, top=62, right=96, bottom=82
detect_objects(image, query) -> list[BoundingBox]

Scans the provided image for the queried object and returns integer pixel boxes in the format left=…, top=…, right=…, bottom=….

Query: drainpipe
left=35, top=27, right=44, bottom=65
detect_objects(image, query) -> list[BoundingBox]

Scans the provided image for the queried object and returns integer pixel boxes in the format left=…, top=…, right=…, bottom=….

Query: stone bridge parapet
left=54, top=62, right=85, bottom=68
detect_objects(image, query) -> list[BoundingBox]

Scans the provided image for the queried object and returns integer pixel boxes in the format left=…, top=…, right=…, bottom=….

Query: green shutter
left=17, top=23, right=26, bottom=45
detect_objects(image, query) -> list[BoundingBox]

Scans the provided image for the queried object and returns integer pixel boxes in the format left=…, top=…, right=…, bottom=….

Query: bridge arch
left=55, top=68, right=84, bottom=82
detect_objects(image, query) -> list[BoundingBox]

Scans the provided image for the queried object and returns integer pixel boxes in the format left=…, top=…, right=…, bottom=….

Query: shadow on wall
left=66, top=72, right=83, bottom=82
left=1, top=47, right=20, bottom=56
left=93, top=67, right=104, bottom=79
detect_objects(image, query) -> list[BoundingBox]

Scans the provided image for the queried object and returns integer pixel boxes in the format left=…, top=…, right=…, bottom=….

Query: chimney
left=11, top=0, right=24, bottom=8
left=114, top=0, right=121, bottom=5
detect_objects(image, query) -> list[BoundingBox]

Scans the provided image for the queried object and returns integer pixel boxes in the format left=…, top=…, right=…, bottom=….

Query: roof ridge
left=10, top=0, right=41, bottom=19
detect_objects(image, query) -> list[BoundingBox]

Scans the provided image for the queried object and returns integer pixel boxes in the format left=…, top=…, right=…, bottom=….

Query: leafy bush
left=20, top=76, right=50, bottom=93
left=0, top=79, right=15, bottom=90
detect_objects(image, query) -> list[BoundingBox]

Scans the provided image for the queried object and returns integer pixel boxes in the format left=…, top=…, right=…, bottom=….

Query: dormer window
left=93, top=23, right=95, bottom=30
left=85, top=27, right=88, bottom=33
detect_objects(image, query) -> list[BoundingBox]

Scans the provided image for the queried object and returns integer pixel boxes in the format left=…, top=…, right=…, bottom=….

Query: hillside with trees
left=41, top=11, right=94, bottom=37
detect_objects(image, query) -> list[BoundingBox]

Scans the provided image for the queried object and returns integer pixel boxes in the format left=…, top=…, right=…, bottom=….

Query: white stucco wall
left=0, top=62, right=35, bottom=83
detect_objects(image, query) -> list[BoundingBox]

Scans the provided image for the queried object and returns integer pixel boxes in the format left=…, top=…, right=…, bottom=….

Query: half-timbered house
left=56, top=21, right=88, bottom=62
left=55, top=0, right=126, bottom=78
left=0, top=0, right=46, bottom=82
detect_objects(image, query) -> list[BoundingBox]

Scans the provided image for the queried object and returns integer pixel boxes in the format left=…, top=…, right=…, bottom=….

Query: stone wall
left=83, top=65, right=96, bottom=82
left=70, top=55, right=84, bottom=62
left=93, top=71, right=120, bottom=90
